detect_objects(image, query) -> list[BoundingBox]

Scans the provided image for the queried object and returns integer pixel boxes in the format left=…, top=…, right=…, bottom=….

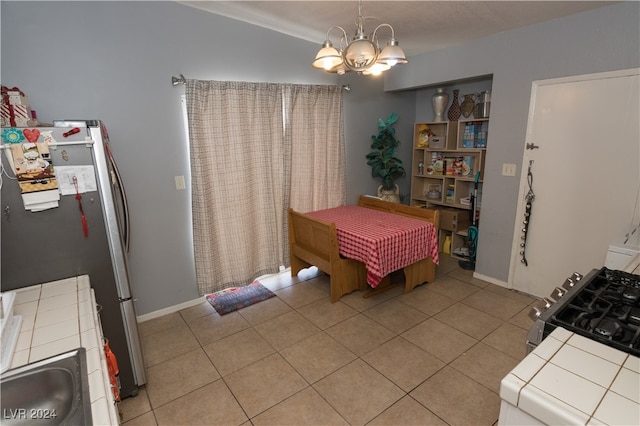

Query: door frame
left=507, top=68, right=640, bottom=290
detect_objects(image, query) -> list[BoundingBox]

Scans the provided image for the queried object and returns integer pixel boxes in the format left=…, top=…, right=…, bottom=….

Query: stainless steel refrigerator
left=1, top=120, right=145, bottom=397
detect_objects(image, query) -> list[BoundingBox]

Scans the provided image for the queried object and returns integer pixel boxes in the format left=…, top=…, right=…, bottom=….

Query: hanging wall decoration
left=520, top=160, right=535, bottom=266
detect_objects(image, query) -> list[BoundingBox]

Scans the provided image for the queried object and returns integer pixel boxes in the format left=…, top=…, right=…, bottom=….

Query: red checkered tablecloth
left=307, top=205, right=439, bottom=288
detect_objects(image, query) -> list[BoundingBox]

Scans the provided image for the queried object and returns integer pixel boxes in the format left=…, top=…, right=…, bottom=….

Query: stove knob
left=550, top=286, right=567, bottom=301
left=562, top=277, right=576, bottom=290
left=571, top=272, right=583, bottom=281
left=528, top=306, right=544, bottom=321
left=528, top=297, right=554, bottom=321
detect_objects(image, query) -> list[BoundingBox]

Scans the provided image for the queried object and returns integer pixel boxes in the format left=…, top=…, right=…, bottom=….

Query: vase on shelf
left=474, top=91, right=491, bottom=118
left=461, top=94, right=475, bottom=118
left=447, top=89, right=461, bottom=121
left=431, top=88, right=449, bottom=122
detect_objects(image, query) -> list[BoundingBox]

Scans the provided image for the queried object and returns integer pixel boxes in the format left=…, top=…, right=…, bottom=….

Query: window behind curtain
left=185, top=80, right=344, bottom=295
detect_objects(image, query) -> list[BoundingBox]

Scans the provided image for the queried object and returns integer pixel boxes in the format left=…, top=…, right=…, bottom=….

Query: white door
left=509, top=69, right=640, bottom=298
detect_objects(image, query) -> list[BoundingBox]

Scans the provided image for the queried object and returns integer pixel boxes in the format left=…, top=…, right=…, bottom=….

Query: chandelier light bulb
left=362, top=62, right=391, bottom=76
left=312, top=41, right=343, bottom=71
left=377, top=39, right=408, bottom=67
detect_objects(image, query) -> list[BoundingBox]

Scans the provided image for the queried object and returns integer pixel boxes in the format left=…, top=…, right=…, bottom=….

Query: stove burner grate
left=549, top=267, right=640, bottom=357
left=592, top=318, right=622, bottom=338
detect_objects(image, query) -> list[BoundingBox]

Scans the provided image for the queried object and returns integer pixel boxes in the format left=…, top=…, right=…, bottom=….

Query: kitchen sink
left=0, top=348, right=93, bottom=425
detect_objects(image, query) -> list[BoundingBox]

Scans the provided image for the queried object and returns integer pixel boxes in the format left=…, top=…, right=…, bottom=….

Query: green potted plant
left=366, top=112, right=406, bottom=202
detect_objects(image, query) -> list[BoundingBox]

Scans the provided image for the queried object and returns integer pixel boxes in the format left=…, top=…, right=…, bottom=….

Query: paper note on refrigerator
left=55, top=165, right=98, bottom=195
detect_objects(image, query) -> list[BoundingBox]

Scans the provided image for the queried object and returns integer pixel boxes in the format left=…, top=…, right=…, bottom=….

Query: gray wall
left=0, top=1, right=403, bottom=315
left=341, top=73, right=417, bottom=204
left=386, top=1, right=640, bottom=284
left=3, top=1, right=638, bottom=314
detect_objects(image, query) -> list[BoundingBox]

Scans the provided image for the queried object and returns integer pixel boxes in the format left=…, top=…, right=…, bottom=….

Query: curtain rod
left=171, top=74, right=186, bottom=86
left=171, top=74, right=350, bottom=91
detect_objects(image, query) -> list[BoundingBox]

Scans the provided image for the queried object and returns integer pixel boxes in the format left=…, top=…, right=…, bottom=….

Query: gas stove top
left=527, top=267, right=640, bottom=357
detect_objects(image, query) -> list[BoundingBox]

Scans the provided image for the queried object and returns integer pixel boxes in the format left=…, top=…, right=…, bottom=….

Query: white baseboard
left=473, top=271, right=509, bottom=289
left=137, top=297, right=204, bottom=323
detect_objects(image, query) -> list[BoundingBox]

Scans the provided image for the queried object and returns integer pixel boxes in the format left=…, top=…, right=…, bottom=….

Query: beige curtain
left=288, top=85, right=346, bottom=212
left=186, top=80, right=344, bottom=295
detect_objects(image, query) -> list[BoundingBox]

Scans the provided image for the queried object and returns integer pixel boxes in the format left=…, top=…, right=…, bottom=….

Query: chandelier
left=312, top=0, right=408, bottom=76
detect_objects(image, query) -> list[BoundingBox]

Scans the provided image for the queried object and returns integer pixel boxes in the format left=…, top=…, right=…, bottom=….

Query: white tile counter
left=500, top=327, right=640, bottom=426
left=8, top=275, right=120, bottom=425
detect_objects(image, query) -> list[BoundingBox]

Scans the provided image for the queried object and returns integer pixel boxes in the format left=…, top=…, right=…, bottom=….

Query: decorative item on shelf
left=444, top=158, right=454, bottom=176
left=429, top=136, right=446, bottom=149
left=446, top=184, right=455, bottom=203
left=447, top=89, right=461, bottom=121
left=461, top=94, right=475, bottom=118
left=366, top=112, right=405, bottom=203
left=311, top=0, right=408, bottom=76
left=431, top=88, right=449, bottom=122
left=417, top=126, right=433, bottom=147
left=418, top=160, right=424, bottom=175
left=426, top=184, right=441, bottom=199
left=453, top=157, right=464, bottom=176
left=474, top=91, right=491, bottom=118
left=425, top=164, right=435, bottom=175
left=431, top=151, right=443, bottom=175
left=462, top=156, right=473, bottom=176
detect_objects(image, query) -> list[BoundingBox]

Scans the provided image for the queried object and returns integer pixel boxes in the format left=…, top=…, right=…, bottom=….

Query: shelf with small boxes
left=411, top=119, right=486, bottom=211
left=411, top=118, right=487, bottom=262
left=458, top=118, right=488, bottom=149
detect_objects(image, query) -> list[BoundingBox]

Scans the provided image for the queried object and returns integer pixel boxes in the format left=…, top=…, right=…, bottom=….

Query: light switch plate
left=174, top=175, right=186, bottom=190
left=502, top=163, right=517, bottom=176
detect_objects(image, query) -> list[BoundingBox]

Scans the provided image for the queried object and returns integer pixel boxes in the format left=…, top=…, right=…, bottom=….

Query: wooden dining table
left=306, top=204, right=439, bottom=290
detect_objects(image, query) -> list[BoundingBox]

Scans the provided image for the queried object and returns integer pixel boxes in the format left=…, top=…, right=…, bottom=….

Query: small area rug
left=206, top=281, right=276, bottom=315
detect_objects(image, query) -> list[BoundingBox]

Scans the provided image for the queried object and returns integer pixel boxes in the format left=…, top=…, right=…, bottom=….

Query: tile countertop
left=7, top=276, right=120, bottom=425
left=500, top=327, right=640, bottom=426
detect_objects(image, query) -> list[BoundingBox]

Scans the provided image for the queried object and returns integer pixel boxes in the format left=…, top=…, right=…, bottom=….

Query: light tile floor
left=119, top=256, right=537, bottom=425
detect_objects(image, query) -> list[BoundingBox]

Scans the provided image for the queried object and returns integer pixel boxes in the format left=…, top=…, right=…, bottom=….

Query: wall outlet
left=502, top=163, right=517, bottom=177
left=174, top=175, right=186, bottom=190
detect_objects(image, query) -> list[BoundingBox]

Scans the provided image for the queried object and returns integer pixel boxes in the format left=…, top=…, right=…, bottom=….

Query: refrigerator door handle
left=107, top=145, right=130, bottom=252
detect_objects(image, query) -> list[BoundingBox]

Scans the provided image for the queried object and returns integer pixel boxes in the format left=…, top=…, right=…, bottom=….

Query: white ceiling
left=178, top=1, right=619, bottom=57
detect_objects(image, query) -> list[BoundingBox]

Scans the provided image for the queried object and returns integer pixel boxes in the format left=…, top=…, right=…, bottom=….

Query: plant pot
left=377, top=184, right=400, bottom=203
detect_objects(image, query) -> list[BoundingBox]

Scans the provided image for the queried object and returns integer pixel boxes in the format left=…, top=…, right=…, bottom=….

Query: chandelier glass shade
left=311, top=1, right=408, bottom=75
